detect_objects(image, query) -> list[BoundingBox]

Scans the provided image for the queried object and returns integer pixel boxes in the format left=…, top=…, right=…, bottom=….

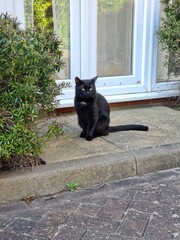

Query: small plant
left=65, top=181, right=79, bottom=191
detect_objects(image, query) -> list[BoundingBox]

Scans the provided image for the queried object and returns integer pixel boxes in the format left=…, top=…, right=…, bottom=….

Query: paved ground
left=0, top=106, right=180, bottom=203
left=0, top=168, right=179, bottom=239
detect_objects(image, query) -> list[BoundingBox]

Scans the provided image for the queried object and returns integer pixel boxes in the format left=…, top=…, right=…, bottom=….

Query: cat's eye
left=82, top=88, right=85, bottom=91
left=89, top=88, right=93, bottom=91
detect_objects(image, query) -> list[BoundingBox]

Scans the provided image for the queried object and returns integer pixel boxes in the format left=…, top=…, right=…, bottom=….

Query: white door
left=55, top=0, right=150, bottom=107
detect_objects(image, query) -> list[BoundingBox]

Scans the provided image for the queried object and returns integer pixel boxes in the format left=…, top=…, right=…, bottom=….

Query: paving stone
left=45, top=209, right=69, bottom=223
left=144, top=213, right=179, bottom=240
left=0, top=168, right=179, bottom=239
left=133, top=190, right=158, bottom=202
left=106, top=188, right=135, bottom=200
left=50, top=201, right=80, bottom=214
left=132, top=183, right=160, bottom=193
left=146, top=169, right=180, bottom=184
left=170, top=180, right=180, bottom=192
left=75, top=193, right=107, bottom=206
left=144, top=228, right=176, bottom=240
left=76, top=203, right=102, bottom=217
left=28, top=209, right=69, bottom=239
left=98, top=198, right=130, bottom=220
left=130, top=200, right=172, bottom=215
left=11, top=208, right=45, bottom=222
left=65, top=215, right=119, bottom=233
left=5, top=218, right=36, bottom=234
left=0, top=216, right=11, bottom=229
left=53, top=225, right=86, bottom=240
left=17, top=234, right=50, bottom=240
left=149, top=213, right=179, bottom=231
left=82, top=230, right=140, bottom=240
left=117, top=209, right=149, bottom=238
left=157, top=186, right=180, bottom=205
left=28, top=219, right=58, bottom=239
left=0, top=231, right=19, bottom=240
left=172, top=207, right=180, bottom=225
left=109, top=176, right=147, bottom=188
left=0, top=201, right=29, bottom=214
left=90, top=182, right=136, bottom=198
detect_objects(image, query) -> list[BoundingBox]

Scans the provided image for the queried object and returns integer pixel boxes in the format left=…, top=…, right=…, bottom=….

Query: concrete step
left=0, top=106, right=180, bottom=203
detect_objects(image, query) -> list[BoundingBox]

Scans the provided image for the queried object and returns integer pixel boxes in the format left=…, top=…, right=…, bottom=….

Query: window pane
left=24, top=0, right=34, bottom=28
left=24, top=0, right=70, bottom=80
left=157, top=2, right=179, bottom=82
left=97, top=0, right=133, bottom=77
left=53, top=0, right=70, bottom=79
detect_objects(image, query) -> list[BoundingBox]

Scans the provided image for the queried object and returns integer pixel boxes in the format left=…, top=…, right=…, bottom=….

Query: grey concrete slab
left=40, top=113, right=125, bottom=164
left=102, top=125, right=180, bottom=150
left=0, top=152, right=136, bottom=204
left=109, top=107, right=150, bottom=125
left=0, top=106, right=180, bottom=204
left=102, top=106, right=180, bottom=150
left=131, top=143, right=180, bottom=175
left=42, top=135, right=123, bottom=164
left=127, top=106, right=180, bottom=135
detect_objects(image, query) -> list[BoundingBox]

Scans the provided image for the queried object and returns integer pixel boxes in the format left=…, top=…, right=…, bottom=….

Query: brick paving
left=0, top=168, right=179, bottom=240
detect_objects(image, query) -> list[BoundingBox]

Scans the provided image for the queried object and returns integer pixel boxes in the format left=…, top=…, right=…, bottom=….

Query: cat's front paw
left=86, top=135, right=93, bottom=141
left=80, top=131, right=86, bottom=138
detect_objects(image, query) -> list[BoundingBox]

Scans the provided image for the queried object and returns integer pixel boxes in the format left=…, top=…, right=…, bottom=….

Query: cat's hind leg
left=94, top=115, right=109, bottom=137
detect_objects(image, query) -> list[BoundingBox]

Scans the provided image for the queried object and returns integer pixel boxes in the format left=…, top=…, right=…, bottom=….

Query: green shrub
left=0, top=13, right=64, bottom=169
left=157, top=0, right=180, bottom=77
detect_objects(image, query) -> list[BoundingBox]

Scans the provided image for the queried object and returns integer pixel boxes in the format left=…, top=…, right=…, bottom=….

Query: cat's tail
left=108, top=124, right=149, bottom=132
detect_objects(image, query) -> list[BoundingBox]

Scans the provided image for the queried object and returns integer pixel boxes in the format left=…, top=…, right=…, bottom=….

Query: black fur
left=74, top=76, right=148, bottom=141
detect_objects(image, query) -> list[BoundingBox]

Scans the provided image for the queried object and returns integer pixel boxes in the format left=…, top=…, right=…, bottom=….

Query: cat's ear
left=75, top=77, right=83, bottom=85
left=91, top=75, right=98, bottom=84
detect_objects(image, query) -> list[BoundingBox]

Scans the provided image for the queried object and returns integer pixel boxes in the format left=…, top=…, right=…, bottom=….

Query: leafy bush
left=33, top=0, right=53, bottom=30
left=0, top=13, right=64, bottom=169
left=157, top=0, right=180, bottom=77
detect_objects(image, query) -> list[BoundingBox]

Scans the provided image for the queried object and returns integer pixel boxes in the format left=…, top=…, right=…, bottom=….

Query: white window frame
left=150, top=0, right=180, bottom=93
left=0, top=0, right=25, bottom=28
left=57, top=0, right=148, bottom=107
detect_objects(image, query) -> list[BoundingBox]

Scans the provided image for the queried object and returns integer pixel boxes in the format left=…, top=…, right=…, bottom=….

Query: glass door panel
left=52, top=0, right=70, bottom=79
left=156, top=3, right=179, bottom=83
left=97, top=0, right=133, bottom=77
left=24, top=0, right=33, bottom=28
left=24, top=0, right=70, bottom=80
left=157, top=47, right=179, bottom=82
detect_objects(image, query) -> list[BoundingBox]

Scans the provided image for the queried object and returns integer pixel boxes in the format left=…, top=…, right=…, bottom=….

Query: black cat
left=74, top=76, right=148, bottom=141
